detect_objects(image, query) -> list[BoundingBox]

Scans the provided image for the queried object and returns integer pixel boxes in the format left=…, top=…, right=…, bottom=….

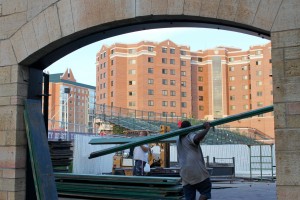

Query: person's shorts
left=183, top=178, right=212, bottom=200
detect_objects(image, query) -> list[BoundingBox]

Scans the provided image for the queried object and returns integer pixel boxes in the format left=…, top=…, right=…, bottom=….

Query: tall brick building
left=48, top=69, right=96, bottom=133
left=96, top=41, right=274, bottom=137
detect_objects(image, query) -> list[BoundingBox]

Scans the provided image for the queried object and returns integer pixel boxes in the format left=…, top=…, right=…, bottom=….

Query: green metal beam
left=89, top=105, right=273, bottom=159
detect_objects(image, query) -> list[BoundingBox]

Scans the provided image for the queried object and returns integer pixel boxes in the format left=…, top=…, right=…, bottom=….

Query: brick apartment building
left=96, top=40, right=274, bottom=138
left=47, top=69, right=96, bottom=133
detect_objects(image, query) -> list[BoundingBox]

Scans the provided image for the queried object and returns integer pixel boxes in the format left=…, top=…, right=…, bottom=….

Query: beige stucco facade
left=0, top=0, right=300, bottom=199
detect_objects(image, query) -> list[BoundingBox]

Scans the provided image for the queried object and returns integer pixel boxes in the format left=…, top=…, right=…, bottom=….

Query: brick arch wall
left=0, top=0, right=300, bottom=199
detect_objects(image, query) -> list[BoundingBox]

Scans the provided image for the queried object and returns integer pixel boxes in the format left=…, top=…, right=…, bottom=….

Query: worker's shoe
left=199, top=195, right=208, bottom=200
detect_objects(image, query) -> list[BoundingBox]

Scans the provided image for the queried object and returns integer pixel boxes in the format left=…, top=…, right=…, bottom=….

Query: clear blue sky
left=45, top=28, right=269, bottom=86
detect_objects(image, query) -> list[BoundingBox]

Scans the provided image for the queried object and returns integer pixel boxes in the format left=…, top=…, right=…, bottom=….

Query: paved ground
left=208, top=181, right=276, bottom=200
left=60, top=181, right=276, bottom=200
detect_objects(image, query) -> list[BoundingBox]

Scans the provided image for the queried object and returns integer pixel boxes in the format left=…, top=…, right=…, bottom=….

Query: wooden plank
left=89, top=105, right=274, bottom=158
left=24, top=99, right=58, bottom=200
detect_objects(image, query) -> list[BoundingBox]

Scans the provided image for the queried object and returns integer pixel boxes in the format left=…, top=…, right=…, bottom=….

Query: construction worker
left=177, top=121, right=212, bottom=200
left=133, top=131, right=149, bottom=176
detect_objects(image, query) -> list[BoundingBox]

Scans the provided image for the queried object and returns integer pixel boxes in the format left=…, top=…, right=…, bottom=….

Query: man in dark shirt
left=177, top=121, right=211, bottom=200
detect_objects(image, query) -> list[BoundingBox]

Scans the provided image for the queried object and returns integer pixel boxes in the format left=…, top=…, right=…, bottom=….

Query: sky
left=45, top=28, right=269, bottom=86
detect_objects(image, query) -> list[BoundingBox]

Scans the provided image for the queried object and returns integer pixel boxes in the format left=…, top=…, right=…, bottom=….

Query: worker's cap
left=180, top=121, right=191, bottom=128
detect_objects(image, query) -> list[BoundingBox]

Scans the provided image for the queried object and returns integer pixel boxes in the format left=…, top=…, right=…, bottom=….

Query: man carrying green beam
left=177, top=121, right=212, bottom=200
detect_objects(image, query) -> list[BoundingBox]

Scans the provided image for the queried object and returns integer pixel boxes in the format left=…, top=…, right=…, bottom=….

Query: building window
left=170, top=69, right=176, bottom=75
left=162, top=90, right=168, bottom=96
left=170, top=112, right=176, bottom=117
left=170, top=91, right=176, bottom=96
left=256, top=70, right=262, bottom=76
left=129, top=91, right=136, bottom=96
left=148, top=46, right=154, bottom=52
left=198, top=67, right=203, bottom=72
left=129, top=80, right=136, bottom=85
left=111, top=49, right=114, bottom=54
left=229, top=57, right=234, bottom=62
left=198, top=57, right=202, bottom=62
left=180, top=50, right=186, bottom=55
left=243, top=85, right=249, bottom=90
left=162, top=79, right=168, bottom=85
left=162, top=47, right=167, bottom=53
left=148, top=57, right=154, bottom=63
left=148, top=112, right=154, bottom=117
left=255, top=50, right=261, bottom=55
left=182, top=113, right=187, bottom=118
left=129, top=101, right=136, bottom=107
left=243, top=105, right=249, bottom=110
left=256, top=81, right=263, bottom=86
left=148, top=68, right=154, bottom=74
left=229, top=67, right=234, bottom=71
left=128, top=49, right=136, bottom=54
left=230, top=96, right=235, bottom=100
left=256, top=60, right=262, bottom=65
left=242, top=75, right=248, bottom=80
left=170, top=101, right=176, bottom=107
left=199, top=96, right=203, bottom=101
left=111, top=91, right=113, bottom=97
left=170, top=80, right=176, bottom=85
left=162, top=112, right=168, bottom=117
left=148, top=79, right=154, bottom=84
left=103, top=62, right=106, bottom=68
left=148, top=89, right=154, bottom=95
left=181, top=102, right=187, bottom=108
left=111, top=70, right=114, bottom=76
left=111, top=81, right=113, bottom=86
left=103, top=52, right=106, bottom=58
left=257, top=102, right=263, bottom=107
left=198, top=76, right=203, bottom=82
left=199, top=106, right=204, bottom=111
left=230, top=105, right=236, bottom=110
left=181, top=92, right=186, bottom=97
left=180, top=60, right=186, bottom=66
left=181, top=81, right=186, bottom=87
left=129, top=59, right=136, bottom=64
left=162, top=101, right=168, bottom=107
left=181, top=71, right=186, bottom=76
left=128, top=69, right=136, bottom=74
left=148, top=100, right=154, bottom=106
left=243, top=95, right=249, bottom=99
left=111, top=59, right=114, bottom=65
left=162, top=69, right=168, bottom=74
left=170, top=59, right=175, bottom=64
left=198, top=86, right=203, bottom=91
left=229, top=76, right=235, bottom=81
left=229, top=86, right=235, bottom=90
left=242, top=66, right=248, bottom=71
left=242, top=56, right=248, bottom=61
left=170, top=48, right=175, bottom=54
left=162, top=58, right=167, bottom=64
left=257, top=91, right=263, bottom=96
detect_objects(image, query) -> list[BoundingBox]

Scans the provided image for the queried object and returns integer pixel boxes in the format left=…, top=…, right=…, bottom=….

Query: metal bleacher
left=95, top=105, right=272, bottom=145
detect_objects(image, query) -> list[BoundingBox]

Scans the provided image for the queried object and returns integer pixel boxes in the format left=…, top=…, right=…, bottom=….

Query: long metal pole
left=89, top=105, right=273, bottom=159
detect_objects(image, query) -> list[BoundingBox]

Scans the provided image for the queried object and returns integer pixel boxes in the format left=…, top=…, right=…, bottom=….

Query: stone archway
left=0, top=1, right=299, bottom=199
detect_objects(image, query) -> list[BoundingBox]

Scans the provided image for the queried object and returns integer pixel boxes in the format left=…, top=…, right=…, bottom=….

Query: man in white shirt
left=133, top=131, right=149, bottom=176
